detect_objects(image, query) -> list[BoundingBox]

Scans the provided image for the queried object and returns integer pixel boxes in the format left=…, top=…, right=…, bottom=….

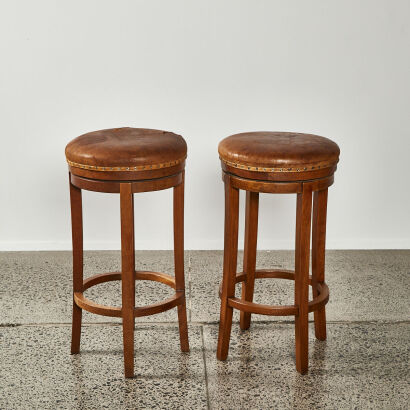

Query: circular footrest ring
left=74, top=271, right=184, bottom=318
left=218, top=269, right=329, bottom=316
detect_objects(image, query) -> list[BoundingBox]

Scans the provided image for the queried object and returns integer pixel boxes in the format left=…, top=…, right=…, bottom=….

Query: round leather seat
left=66, top=127, right=187, bottom=181
left=218, top=132, right=340, bottom=181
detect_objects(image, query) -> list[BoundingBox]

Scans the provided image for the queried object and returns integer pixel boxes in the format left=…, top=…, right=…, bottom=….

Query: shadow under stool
left=65, top=127, right=190, bottom=378
left=216, top=131, right=340, bottom=374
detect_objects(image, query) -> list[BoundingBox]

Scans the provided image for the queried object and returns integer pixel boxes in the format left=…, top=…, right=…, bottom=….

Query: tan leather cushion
left=65, top=127, right=187, bottom=172
left=218, top=132, right=340, bottom=172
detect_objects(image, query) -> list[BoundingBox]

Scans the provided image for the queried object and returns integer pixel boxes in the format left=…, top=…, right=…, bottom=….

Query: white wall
left=0, top=0, right=409, bottom=251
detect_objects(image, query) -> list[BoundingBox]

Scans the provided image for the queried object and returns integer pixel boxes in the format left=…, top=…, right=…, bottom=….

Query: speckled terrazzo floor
left=1, top=250, right=409, bottom=409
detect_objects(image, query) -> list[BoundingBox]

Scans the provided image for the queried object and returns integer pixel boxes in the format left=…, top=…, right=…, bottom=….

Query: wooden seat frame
left=217, top=171, right=334, bottom=374
left=69, top=171, right=189, bottom=378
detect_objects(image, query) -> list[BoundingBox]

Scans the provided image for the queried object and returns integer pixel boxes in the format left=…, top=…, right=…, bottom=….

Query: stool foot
left=177, top=303, right=190, bottom=352
left=122, top=315, right=135, bottom=378
left=70, top=302, right=82, bottom=354
left=216, top=304, right=234, bottom=361
left=295, top=323, right=309, bottom=374
left=314, top=310, right=327, bottom=341
left=239, top=315, right=251, bottom=331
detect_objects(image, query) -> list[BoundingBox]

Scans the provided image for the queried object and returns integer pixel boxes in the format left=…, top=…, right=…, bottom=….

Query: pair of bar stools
left=65, top=127, right=340, bottom=378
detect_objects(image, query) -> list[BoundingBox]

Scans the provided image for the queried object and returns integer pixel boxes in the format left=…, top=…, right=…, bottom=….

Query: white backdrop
left=1, top=0, right=409, bottom=250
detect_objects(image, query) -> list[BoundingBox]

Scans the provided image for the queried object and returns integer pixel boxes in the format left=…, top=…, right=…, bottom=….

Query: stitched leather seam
left=67, top=157, right=186, bottom=171
left=220, top=158, right=337, bottom=172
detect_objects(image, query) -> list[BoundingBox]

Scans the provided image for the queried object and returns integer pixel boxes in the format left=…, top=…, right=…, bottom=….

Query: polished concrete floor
left=1, top=250, right=409, bottom=409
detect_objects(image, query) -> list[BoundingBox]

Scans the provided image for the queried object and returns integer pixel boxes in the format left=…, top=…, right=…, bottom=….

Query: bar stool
left=65, top=127, right=189, bottom=378
left=216, top=132, right=340, bottom=374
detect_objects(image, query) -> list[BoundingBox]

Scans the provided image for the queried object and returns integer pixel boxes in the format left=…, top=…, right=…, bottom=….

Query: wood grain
left=294, top=185, right=312, bottom=374
left=240, top=191, right=259, bottom=330
left=69, top=174, right=83, bottom=355
left=312, top=188, right=328, bottom=340
left=70, top=172, right=182, bottom=194
left=173, top=171, right=189, bottom=352
left=216, top=175, right=239, bottom=361
left=120, top=183, right=135, bottom=378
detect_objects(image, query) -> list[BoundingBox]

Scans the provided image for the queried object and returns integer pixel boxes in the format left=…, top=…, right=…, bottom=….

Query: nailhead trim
left=67, top=157, right=186, bottom=172
left=220, top=158, right=336, bottom=172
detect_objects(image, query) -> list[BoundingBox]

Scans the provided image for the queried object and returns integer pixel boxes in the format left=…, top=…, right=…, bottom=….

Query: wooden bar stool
left=65, top=127, right=189, bottom=378
left=216, top=132, right=340, bottom=374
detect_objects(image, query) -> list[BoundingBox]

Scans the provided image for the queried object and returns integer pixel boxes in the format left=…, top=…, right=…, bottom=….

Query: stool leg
left=120, top=183, right=135, bottom=378
left=312, top=189, right=328, bottom=341
left=69, top=175, right=83, bottom=354
left=294, top=186, right=312, bottom=374
left=240, top=191, right=259, bottom=330
left=173, top=172, right=189, bottom=352
left=217, top=176, right=239, bottom=361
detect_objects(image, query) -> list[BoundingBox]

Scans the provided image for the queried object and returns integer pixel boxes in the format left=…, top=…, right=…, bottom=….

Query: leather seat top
left=65, top=127, right=187, bottom=172
left=218, top=132, right=340, bottom=173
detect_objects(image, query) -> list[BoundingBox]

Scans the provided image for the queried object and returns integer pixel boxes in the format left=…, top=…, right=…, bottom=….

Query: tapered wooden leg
left=69, top=174, right=83, bottom=354
left=240, top=191, right=259, bottom=330
left=120, top=183, right=135, bottom=378
left=312, top=189, right=328, bottom=341
left=217, top=176, right=239, bottom=361
left=294, top=186, right=312, bottom=374
left=173, top=171, right=189, bottom=352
